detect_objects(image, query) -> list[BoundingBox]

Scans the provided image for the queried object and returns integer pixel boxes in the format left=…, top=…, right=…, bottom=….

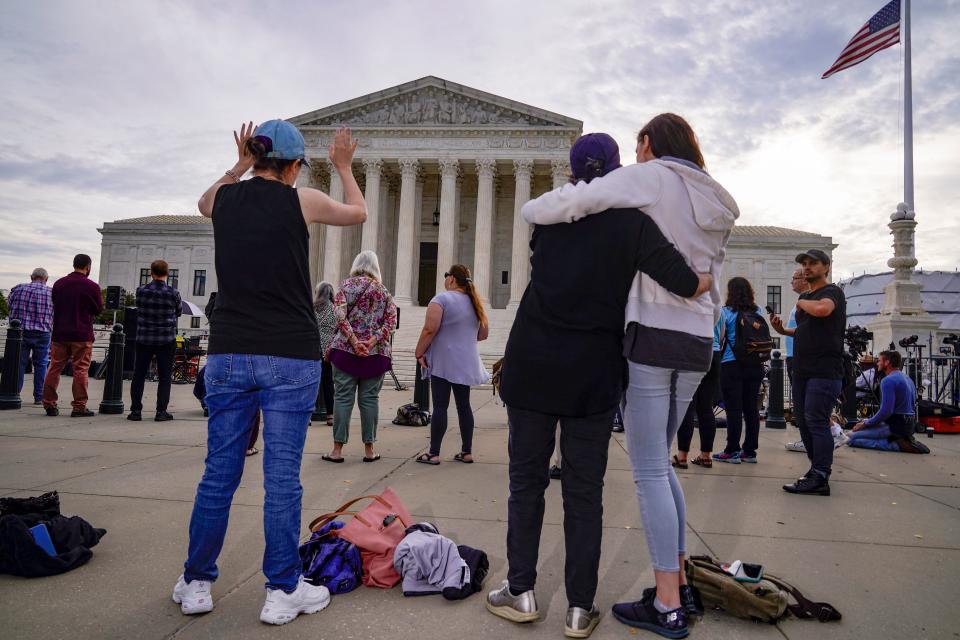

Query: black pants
left=506, top=405, right=613, bottom=610
left=429, top=376, right=474, bottom=455
left=130, top=341, right=175, bottom=413
left=720, top=361, right=765, bottom=457
left=315, top=358, right=334, bottom=416
left=793, top=376, right=842, bottom=478
left=678, top=352, right=720, bottom=452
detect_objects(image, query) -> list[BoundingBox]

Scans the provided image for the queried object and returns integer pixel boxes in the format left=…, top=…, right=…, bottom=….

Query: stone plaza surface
left=0, top=376, right=958, bottom=640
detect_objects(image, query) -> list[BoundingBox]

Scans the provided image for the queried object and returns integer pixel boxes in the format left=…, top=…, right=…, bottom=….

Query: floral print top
left=329, top=275, right=398, bottom=359
left=315, top=302, right=338, bottom=357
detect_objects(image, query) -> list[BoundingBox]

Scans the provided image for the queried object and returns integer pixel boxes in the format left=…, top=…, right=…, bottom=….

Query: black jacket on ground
left=0, top=514, right=106, bottom=578
left=500, top=209, right=700, bottom=417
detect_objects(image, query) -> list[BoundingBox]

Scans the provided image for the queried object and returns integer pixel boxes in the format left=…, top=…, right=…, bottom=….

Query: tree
left=0, top=290, right=8, bottom=319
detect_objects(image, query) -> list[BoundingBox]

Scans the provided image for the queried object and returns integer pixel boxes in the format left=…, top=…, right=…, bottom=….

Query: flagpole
left=903, top=0, right=914, bottom=211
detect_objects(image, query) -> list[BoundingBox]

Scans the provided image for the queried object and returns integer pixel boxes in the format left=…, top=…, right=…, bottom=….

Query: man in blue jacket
left=847, top=350, right=917, bottom=450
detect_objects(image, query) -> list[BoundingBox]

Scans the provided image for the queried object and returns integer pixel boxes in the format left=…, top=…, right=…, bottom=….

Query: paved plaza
left=1, top=376, right=958, bottom=640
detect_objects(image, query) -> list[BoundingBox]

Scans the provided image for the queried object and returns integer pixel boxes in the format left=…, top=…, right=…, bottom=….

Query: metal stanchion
left=413, top=360, right=430, bottom=419
left=766, top=350, right=786, bottom=429
left=98, top=324, right=126, bottom=415
left=0, top=319, right=24, bottom=410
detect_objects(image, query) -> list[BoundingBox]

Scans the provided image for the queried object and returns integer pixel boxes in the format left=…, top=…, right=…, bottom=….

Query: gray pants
left=332, top=364, right=384, bottom=444
left=624, top=362, right=703, bottom=572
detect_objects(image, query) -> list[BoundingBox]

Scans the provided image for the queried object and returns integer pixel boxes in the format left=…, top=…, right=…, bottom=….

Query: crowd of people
left=3, top=114, right=921, bottom=638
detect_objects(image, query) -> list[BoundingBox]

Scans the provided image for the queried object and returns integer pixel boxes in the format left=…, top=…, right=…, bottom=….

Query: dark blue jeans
left=792, top=376, right=842, bottom=478
left=18, top=330, right=51, bottom=402
left=184, top=354, right=320, bottom=592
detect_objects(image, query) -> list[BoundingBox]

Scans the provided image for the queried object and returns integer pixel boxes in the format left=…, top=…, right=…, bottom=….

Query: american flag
left=822, top=0, right=901, bottom=79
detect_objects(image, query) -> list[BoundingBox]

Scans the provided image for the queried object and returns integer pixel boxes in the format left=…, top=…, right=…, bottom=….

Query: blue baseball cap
left=253, top=120, right=309, bottom=166
left=570, top=133, right=621, bottom=182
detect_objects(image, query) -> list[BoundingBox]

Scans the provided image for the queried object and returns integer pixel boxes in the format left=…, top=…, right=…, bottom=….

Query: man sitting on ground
left=847, top=350, right=920, bottom=452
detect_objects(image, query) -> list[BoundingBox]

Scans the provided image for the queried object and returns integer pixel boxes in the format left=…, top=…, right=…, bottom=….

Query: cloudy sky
left=1, top=0, right=957, bottom=290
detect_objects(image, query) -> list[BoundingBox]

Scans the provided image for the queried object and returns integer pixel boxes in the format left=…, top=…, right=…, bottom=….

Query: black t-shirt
left=793, top=283, right=846, bottom=379
left=499, top=208, right=699, bottom=417
left=208, top=177, right=320, bottom=360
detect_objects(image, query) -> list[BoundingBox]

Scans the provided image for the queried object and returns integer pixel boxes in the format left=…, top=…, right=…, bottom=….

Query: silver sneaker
left=834, top=431, right=850, bottom=448
left=784, top=440, right=806, bottom=453
left=565, top=604, right=601, bottom=638
left=486, top=580, right=539, bottom=623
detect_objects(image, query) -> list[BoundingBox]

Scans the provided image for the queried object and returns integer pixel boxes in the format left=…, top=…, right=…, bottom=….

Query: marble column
left=361, top=158, right=383, bottom=253
left=507, top=159, right=534, bottom=309
left=298, top=162, right=322, bottom=289
left=322, top=164, right=344, bottom=286
left=551, top=159, right=570, bottom=189
left=393, top=158, right=420, bottom=305
left=436, top=158, right=461, bottom=295
left=472, top=158, right=497, bottom=303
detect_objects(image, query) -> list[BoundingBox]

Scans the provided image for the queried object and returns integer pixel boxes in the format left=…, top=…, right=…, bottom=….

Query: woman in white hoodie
left=521, top=114, right=738, bottom=637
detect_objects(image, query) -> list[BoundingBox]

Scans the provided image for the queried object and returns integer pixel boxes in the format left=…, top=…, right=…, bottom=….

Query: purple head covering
left=570, top=133, right=621, bottom=182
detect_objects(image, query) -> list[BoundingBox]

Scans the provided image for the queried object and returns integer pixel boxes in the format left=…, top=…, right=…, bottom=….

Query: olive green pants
left=332, top=364, right=384, bottom=444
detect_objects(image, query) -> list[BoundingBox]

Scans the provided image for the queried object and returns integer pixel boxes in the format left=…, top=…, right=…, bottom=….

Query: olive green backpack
left=685, top=555, right=842, bottom=624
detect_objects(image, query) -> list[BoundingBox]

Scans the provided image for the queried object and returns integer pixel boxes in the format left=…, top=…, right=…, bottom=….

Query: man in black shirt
left=771, top=249, right=846, bottom=495
left=489, top=209, right=710, bottom=630
left=128, top=259, right=182, bottom=422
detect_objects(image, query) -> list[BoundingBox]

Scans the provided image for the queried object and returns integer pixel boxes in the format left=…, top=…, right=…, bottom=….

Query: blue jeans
left=624, top=362, right=703, bottom=572
left=184, top=354, right=320, bottom=592
left=793, top=376, right=842, bottom=479
left=18, top=330, right=51, bottom=402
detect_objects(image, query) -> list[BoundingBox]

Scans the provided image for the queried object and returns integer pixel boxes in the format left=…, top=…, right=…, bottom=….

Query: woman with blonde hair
left=322, top=251, right=397, bottom=463
left=414, top=264, right=490, bottom=464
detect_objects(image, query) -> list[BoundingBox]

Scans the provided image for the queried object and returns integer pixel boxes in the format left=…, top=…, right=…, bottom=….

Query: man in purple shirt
left=8, top=268, right=54, bottom=404
left=42, top=254, right=104, bottom=417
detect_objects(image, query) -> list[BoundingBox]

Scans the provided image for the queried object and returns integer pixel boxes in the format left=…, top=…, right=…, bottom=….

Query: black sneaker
left=33, top=400, right=43, bottom=406
left=549, top=465, right=562, bottom=480
left=44, top=406, right=59, bottom=417
left=155, top=411, right=174, bottom=422
left=641, top=585, right=703, bottom=618
left=612, top=423, right=625, bottom=433
left=70, top=408, right=95, bottom=418
left=127, top=411, right=142, bottom=422
left=783, top=473, right=830, bottom=496
left=612, top=599, right=688, bottom=638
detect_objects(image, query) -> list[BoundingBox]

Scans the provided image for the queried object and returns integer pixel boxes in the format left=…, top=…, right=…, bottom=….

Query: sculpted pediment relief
left=296, top=85, right=573, bottom=128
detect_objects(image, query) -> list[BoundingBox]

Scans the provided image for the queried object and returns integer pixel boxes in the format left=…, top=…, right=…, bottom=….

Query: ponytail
left=245, top=135, right=298, bottom=178
left=447, top=264, right=488, bottom=328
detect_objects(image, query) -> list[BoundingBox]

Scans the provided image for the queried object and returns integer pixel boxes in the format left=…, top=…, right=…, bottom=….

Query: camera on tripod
left=898, top=334, right=919, bottom=348
left=844, top=325, right=873, bottom=356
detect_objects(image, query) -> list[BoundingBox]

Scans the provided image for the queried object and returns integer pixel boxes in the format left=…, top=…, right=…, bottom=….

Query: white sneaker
left=834, top=431, right=850, bottom=448
left=172, top=574, right=214, bottom=615
left=260, top=576, right=331, bottom=625
left=784, top=440, right=806, bottom=453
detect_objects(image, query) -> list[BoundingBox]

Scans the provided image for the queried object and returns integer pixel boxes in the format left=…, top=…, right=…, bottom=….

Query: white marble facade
left=290, top=76, right=579, bottom=308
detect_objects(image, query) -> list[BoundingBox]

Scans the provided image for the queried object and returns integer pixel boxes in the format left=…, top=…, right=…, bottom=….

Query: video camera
left=898, top=334, right=920, bottom=348
left=844, top=325, right=873, bottom=357
left=944, top=334, right=960, bottom=355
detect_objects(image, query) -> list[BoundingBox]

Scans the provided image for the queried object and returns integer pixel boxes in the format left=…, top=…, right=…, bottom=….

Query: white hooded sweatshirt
left=521, top=158, right=739, bottom=339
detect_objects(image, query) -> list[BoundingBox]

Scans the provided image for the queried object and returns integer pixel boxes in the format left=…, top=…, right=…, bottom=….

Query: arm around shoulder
left=521, top=165, right=662, bottom=225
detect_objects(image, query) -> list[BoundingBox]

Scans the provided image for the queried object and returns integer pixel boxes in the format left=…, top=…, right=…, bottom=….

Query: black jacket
left=0, top=514, right=106, bottom=578
left=500, top=209, right=699, bottom=417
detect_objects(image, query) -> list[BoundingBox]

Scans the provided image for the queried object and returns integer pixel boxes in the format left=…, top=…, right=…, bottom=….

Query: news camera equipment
left=105, top=286, right=125, bottom=311
left=844, top=325, right=873, bottom=357
left=944, top=334, right=960, bottom=356
left=899, top=334, right=919, bottom=348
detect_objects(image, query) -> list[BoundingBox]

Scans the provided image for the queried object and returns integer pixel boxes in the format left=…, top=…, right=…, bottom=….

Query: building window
left=190, top=317, right=201, bottom=329
left=766, top=285, right=781, bottom=315
left=193, top=270, right=206, bottom=296
left=501, top=271, right=509, bottom=285
left=168, top=269, right=179, bottom=290
left=139, top=268, right=151, bottom=286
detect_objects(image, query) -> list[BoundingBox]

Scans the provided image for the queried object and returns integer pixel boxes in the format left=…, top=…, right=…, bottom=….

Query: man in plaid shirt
left=129, top=259, right=182, bottom=422
left=8, top=268, right=54, bottom=404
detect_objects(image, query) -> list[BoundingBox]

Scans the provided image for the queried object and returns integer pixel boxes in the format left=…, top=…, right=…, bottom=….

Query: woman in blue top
left=414, top=264, right=490, bottom=464
left=714, top=277, right=765, bottom=463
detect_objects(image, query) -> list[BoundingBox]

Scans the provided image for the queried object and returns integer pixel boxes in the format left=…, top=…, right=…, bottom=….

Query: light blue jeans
left=184, top=354, right=320, bottom=592
left=624, top=362, right=703, bottom=572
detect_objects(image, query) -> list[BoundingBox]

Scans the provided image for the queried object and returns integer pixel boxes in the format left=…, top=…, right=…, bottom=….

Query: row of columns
left=303, top=157, right=570, bottom=307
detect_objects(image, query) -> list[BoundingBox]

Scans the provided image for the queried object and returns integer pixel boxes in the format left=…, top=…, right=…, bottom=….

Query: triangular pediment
left=289, top=76, right=581, bottom=129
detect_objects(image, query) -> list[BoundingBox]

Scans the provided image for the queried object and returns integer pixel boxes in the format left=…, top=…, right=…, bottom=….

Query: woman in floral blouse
left=322, top=251, right=397, bottom=463
left=313, top=281, right=337, bottom=426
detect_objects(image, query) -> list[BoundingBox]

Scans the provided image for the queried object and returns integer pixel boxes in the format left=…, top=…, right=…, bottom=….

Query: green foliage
left=0, top=290, right=8, bottom=319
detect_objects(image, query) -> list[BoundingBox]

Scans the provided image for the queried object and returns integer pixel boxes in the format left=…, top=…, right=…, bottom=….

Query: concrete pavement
left=0, top=375, right=958, bottom=639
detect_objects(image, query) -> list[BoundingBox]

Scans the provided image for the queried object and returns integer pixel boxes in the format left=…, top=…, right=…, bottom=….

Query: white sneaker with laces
left=784, top=440, right=806, bottom=453
left=172, top=574, right=214, bottom=615
left=260, top=576, right=331, bottom=625
left=834, top=431, right=850, bottom=448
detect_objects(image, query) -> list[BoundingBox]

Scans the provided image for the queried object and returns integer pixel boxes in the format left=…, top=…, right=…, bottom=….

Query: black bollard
left=766, top=350, right=786, bottom=429
left=0, top=319, right=24, bottom=410
left=413, top=360, right=430, bottom=419
left=99, top=324, right=126, bottom=415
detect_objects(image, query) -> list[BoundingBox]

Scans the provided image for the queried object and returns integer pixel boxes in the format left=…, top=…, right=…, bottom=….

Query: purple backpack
left=298, top=521, right=362, bottom=595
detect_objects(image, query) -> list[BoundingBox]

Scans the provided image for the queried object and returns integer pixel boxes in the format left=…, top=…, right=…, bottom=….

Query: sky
left=1, top=0, right=958, bottom=290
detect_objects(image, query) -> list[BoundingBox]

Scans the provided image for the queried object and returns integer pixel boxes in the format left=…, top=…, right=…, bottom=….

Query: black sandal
left=453, top=452, right=474, bottom=464
left=671, top=454, right=688, bottom=470
left=363, top=454, right=381, bottom=462
left=691, top=455, right=713, bottom=469
left=321, top=454, right=344, bottom=463
left=416, top=453, right=440, bottom=465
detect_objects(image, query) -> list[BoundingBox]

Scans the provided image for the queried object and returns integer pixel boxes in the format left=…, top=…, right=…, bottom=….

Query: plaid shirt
left=136, top=279, right=182, bottom=345
left=8, top=281, right=54, bottom=332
